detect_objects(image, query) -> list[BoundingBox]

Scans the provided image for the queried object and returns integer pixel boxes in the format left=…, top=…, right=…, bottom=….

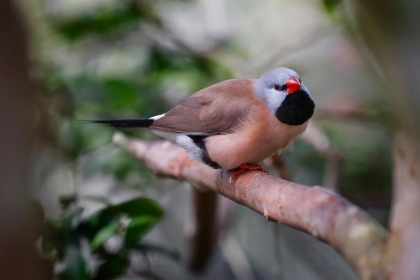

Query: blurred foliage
left=322, top=123, right=393, bottom=193
left=28, top=0, right=231, bottom=278
left=53, top=2, right=153, bottom=41
left=322, top=0, right=341, bottom=14
left=285, top=123, right=392, bottom=196
left=38, top=195, right=174, bottom=279
left=34, top=0, right=232, bottom=182
left=319, top=0, right=395, bottom=201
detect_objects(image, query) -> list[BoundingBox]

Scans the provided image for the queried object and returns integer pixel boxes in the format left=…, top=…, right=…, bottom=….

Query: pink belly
left=206, top=122, right=307, bottom=169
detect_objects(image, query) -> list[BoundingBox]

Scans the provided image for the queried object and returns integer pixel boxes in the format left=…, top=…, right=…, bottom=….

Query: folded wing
left=151, top=79, right=257, bottom=135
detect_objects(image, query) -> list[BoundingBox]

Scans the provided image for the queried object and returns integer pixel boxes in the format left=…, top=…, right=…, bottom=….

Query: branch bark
left=113, top=133, right=388, bottom=279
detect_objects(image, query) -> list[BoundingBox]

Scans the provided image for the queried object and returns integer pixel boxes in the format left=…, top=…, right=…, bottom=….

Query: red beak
left=286, top=77, right=301, bottom=94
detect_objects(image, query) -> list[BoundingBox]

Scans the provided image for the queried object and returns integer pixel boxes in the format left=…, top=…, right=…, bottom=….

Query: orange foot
left=229, top=163, right=269, bottom=183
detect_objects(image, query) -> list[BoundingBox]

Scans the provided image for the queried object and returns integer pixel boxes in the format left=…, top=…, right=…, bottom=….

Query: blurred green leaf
left=84, top=209, right=114, bottom=229
left=102, top=78, right=139, bottom=111
left=54, top=3, right=144, bottom=41
left=115, top=197, right=164, bottom=219
left=62, top=243, right=89, bottom=280
left=60, top=73, right=167, bottom=119
left=78, top=208, right=115, bottom=241
left=94, top=254, right=130, bottom=280
left=323, top=0, right=340, bottom=13
left=124, top=216, right=159, bottom=246
left=81, top=195, right=112, bottom=206
left=63, top=207, right=84, bottom=229
left=91, top=222, right=119, bottom=250
left=145, top=48, right=232, bottom=89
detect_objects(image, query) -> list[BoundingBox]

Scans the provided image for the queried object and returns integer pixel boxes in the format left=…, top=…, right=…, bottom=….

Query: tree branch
left=113, top=133, right=388, bottom=279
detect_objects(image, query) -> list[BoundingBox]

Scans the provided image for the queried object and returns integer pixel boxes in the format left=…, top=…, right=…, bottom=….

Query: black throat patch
left=275, top=90, right=315, bottom=126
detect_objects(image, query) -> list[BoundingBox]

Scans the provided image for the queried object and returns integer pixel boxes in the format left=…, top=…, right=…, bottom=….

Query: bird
left=85, top=67, right=315, bottom=180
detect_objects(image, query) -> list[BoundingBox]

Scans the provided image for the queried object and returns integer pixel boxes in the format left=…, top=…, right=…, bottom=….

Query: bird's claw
left=229, top=164, right=269, bottom=184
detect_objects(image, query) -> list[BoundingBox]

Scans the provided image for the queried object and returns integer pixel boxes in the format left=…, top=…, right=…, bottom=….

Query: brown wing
left=150, top=79, right=257, bottom=135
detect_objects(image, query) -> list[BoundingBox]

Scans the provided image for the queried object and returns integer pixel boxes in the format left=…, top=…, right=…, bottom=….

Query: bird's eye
left=274, top=84, right=286, bottom=91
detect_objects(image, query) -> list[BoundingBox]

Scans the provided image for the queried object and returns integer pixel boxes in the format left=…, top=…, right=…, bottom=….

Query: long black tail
left=81, top=118, right=154, bottom=128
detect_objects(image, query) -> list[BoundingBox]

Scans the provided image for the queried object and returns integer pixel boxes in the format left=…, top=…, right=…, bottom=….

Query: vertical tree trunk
left=188, top=189, right=218, bottom=272
left=340, top=2, right=420, bottom=277
left=388, top=133, right=420, bottom=279
left=0, top=1, right=43, bottom=279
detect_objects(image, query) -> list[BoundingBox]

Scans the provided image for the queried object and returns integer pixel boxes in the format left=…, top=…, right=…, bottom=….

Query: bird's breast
left=205, top=107, right=308, bottom=169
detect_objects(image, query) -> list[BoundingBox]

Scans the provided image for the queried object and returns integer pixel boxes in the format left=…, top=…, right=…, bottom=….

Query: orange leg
left=229, top=163, right=269, bottom=182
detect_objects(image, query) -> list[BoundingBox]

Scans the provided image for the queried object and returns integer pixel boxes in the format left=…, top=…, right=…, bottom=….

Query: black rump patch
left=188, top=135, right=220, bottom=169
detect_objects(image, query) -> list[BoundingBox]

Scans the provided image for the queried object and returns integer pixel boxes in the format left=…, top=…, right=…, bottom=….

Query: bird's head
left=254, top=67, right=315, bottom=126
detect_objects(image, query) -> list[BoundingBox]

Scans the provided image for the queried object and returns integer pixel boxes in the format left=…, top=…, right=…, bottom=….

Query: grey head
left=254, top=67, right=315, bottom=126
